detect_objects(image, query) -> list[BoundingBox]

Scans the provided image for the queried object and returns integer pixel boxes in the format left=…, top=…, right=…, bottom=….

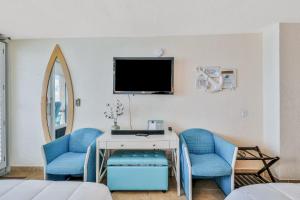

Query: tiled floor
left=2, top=167, right=225, bottom=200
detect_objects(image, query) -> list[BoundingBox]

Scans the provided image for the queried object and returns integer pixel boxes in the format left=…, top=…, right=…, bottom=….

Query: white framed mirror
left=41, top=45, right=74, bottom=142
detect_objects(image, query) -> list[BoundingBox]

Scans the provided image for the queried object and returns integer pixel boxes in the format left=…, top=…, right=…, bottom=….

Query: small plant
left=104, top=99, right=124, bottom=129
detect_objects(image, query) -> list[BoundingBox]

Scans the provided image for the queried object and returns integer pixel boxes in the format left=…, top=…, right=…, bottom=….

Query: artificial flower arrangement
left=104, top=99, right=124, bottom=130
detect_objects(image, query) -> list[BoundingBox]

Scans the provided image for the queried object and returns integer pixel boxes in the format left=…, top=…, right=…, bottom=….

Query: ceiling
left=1, top=0, right=300, bottom=39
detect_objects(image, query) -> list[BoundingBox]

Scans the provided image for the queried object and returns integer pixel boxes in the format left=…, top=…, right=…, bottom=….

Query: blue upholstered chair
left=42, top=128, right=103, bottom=182
left=180, top=129, right=237, bottom=200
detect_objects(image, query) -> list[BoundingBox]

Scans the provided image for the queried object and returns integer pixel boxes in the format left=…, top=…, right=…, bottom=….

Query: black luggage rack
left=235, top=146, right=280, bottom=188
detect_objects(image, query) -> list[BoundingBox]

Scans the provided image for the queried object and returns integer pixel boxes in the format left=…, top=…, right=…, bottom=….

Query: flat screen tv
left=113, top=57, right=174, bottom=94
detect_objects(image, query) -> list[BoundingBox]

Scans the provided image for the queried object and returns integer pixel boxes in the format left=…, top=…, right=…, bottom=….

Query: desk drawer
left=107, top=141, right=169, bottom=149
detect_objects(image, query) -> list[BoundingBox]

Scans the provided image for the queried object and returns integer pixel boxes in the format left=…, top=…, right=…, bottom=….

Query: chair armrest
left=180, top=135, right=192, bottom=200
left=42, top=134, right=70, bottom=164
left=213, top=134, right=237, bottom=166
left=214, top=134, right=238, bottom=194
left=84, top=141, right=97, bottom=182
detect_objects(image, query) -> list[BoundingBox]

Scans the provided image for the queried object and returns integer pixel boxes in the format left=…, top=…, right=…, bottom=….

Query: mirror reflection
left=47, top=59, right=68, bottom=140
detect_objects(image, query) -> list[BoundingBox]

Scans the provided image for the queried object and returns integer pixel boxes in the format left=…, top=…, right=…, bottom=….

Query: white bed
left=225, top=183, right=300, bottom=200
left=0, top=180, right=112, bottom=200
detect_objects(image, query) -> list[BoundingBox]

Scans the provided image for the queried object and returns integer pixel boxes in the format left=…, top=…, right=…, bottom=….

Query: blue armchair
left=41, top=128, right=103, bottom=182
left=180, top=129, right=237, bottom=200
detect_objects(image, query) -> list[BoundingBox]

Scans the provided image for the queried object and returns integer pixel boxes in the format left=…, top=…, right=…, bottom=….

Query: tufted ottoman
left=107, top=150, right=168, bottom=191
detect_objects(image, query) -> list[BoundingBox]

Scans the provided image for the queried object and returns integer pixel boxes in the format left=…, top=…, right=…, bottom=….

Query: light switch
left=75, top=98, right=81, bottom=107
left=241, top=110, right=248, bottom=119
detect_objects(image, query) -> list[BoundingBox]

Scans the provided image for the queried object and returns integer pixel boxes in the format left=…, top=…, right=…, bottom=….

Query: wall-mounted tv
left=113, top=57, right=174, bottom=94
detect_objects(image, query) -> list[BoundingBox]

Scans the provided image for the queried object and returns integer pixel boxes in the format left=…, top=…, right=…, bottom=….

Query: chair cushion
left=181, top=129, right=215, bottom=154
left=190, top=153, right=232, bottom=177
left=69, top=128, right=102, bottom=153
left=107, top=150, right=168, bottom=166
left=46, top=152, right=86, bottom=175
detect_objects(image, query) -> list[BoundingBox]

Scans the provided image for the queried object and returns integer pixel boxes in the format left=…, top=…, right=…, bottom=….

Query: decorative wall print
left=221, top=69, right=237, bottom=90
left=196, top=66, right=223, bottom=93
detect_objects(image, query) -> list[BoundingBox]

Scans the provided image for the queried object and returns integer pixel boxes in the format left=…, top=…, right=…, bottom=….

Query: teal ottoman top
left=108, top=150, right=168, bottom=166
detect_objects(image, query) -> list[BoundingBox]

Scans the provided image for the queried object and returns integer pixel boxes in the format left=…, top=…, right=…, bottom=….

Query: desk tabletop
left=97, top=129, right=179, bottom=142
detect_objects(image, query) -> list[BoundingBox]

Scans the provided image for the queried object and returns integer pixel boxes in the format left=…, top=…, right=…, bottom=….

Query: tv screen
left=113, top=57, right=174, bottom=94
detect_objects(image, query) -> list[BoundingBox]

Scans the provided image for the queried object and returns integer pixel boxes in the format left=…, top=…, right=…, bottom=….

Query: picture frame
left=221, top=69, right=237, bottom=90
left=203, top=66, right=221, bottom=78
left=147, top=120, right=164, bottom=130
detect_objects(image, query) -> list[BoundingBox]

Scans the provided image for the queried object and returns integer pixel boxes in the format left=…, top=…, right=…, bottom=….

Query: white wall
left=262, top=24, right=281, bottom=156
left=262, top=24, right=281, bottom=177
left=279, top=23, right=300, bottom=180
left=8, top=34, right=263, bottom=166
left=262, top=23, right=300, bottom=180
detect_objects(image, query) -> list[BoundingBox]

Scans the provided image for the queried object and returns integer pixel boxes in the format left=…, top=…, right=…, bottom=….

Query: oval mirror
left=41, top=45, right=74, bottom=142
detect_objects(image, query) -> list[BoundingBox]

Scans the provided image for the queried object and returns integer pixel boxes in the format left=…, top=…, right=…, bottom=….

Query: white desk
left=96, top=130, right=180, bottom=196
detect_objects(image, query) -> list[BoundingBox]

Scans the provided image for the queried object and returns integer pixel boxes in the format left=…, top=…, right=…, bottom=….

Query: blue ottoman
left=107, top=150, right=168, bottom=191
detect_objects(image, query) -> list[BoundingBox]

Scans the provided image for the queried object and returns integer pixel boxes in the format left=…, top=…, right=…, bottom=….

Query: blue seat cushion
left=46, top=152, right=86, bottom=175
left=190, top=153, right=232, bottom=177
left=108, top=150, right=168, bottom=166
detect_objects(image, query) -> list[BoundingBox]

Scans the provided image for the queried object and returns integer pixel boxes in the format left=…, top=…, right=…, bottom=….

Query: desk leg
left=96, top=147, right=108, bottom=183
left=96, top=146, right=99, bottom=183
left=172, top=147, right=181, bottom=196
left=176, top=147, right=181, bottom=196
left=98, top=149, right=107, bottom=182
left=171, top=151, right=174, bottom=177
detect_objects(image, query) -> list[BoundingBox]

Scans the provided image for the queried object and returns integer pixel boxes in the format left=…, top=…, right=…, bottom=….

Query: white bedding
left=225, top=183, right=300, bottom=200
left=0, top=180, right=112, bottom=200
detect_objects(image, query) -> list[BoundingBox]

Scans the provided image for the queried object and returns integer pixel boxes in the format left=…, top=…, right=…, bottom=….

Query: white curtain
left=0, top=42, right=6, bottom=170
